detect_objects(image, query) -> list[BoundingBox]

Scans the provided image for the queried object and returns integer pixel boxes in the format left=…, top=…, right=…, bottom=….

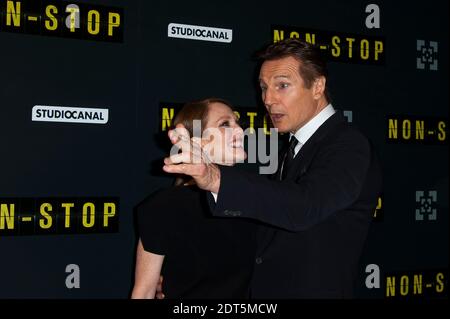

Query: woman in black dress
left=131, top=98, right=257, bottom=299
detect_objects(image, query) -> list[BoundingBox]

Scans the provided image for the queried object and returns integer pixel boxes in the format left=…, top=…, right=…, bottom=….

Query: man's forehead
left=260, top=58, right=300, bottom=79
left=259, top=68, right=297, bottom=81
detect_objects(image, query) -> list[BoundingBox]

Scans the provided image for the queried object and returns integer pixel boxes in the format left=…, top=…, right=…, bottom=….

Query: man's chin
left=274, top=125, right=290, bottom=134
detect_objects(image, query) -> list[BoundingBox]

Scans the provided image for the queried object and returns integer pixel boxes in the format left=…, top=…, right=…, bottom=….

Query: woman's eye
left=219, top=121, right=230, bottom=127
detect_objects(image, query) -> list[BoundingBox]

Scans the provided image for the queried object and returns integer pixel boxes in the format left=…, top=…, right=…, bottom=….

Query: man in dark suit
left=164, top=38, right=382, bottom=298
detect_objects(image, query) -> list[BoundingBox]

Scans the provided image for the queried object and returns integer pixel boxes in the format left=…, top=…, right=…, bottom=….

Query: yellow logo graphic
left=271, top=25, right=385, bottom=65
left=160, top=103, right=273, bottom=135
left=387, top=116, right=447, bottom=144
left=0, top=0, right=123, bottom=42
left=385, top=270, right=447, bottom=298
left=0, top=197, right=119, bottom=235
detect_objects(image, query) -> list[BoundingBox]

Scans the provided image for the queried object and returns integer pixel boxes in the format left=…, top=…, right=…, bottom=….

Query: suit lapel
left=282, top=111, right=347, bottom=181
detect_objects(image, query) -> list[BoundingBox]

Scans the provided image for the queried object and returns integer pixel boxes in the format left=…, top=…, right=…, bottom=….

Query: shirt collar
left=290, top=104, right=336, bottom=145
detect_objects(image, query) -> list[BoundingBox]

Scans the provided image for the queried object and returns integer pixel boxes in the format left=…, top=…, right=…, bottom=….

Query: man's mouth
left=270, top=113, right=285, bottom=122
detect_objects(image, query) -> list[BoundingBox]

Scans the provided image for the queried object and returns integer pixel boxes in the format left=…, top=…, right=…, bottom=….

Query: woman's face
left=202, top=102, right=246, bottom=165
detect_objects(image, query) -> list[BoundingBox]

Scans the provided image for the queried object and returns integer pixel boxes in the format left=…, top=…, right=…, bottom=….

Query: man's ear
left=313, top=76, right=326, bottom=100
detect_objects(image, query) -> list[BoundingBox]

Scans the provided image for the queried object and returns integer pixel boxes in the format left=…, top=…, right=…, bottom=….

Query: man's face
left=259, top=56, right=325, bottom=134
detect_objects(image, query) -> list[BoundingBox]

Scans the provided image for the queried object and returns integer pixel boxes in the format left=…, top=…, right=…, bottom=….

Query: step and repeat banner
left=0, top=0, right=448, bottom=298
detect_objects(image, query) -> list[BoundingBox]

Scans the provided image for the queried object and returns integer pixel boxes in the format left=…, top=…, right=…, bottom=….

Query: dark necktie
left=281, top=136, right=299, bottom=180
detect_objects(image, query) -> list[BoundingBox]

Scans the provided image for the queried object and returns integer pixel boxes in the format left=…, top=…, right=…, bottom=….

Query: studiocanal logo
left=168, top=22, right=232, bottom=43
left=32, top=105, right=109, bottom=125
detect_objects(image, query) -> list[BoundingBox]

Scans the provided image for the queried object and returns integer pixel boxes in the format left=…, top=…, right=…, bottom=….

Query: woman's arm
left=131, top=239, right=165, bottom=299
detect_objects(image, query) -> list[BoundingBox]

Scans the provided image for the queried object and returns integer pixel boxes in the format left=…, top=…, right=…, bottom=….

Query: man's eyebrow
left=259, top=75, right=291, bottom=83
left=273, top=75, right=291, bottom=79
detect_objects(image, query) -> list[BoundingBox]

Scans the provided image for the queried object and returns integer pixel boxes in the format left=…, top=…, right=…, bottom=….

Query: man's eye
left=278, top=83, right=289, bottom=89
left=219, top=121, right=230, bottom=127
left=260, top=86, right=267, bottom=92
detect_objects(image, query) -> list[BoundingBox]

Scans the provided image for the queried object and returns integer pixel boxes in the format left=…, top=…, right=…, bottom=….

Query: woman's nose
left=233, top=124, right=244, bottom=136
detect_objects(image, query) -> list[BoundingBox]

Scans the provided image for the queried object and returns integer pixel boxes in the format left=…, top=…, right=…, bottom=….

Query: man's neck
left=291, top=99, right=329, bottom=134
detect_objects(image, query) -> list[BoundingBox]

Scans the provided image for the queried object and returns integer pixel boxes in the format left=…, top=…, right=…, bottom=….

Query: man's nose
left=263, top=88, right=275, bottom=108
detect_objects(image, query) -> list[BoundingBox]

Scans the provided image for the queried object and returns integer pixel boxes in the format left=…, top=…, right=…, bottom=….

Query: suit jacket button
left=255, top=257, right=263, bottom=264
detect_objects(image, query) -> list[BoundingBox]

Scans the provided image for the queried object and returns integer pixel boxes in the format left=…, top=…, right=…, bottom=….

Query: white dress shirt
left=290, top=104, right=335, bottom=157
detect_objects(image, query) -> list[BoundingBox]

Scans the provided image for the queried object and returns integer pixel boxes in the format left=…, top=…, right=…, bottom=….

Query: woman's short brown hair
left=173, top=97, right=234, bottom=136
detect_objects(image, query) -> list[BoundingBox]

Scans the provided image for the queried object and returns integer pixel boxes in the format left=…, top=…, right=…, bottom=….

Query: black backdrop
left=0, top=0, right=448, bottom=298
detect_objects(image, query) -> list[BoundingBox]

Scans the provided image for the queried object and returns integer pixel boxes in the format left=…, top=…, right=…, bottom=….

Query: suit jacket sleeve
left=212, top=129, right=373, bottom=232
